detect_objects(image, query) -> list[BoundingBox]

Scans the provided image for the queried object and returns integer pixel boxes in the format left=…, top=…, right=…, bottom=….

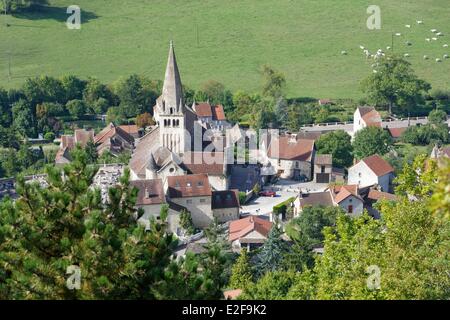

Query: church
left=129, top=42, right=231, bottom=191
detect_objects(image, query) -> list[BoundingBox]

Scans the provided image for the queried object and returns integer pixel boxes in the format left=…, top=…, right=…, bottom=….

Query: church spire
left=162, top=41, right=183, bottom=112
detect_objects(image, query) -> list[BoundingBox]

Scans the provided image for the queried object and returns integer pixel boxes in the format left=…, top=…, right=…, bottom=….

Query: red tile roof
left=130, top=179, right=165, bottom=206
left=387, top=127, right=407, bottom=138
left=299, top=191, right=334, bottom=208
left=74, top=129, right=95, bottom=146
left=331, top=185, right=362, bottom=203
left=212, top=104, right=226, bottom=121
left=167, top=174, right=212, bottom=198
left=229, top=216, right=272, bottom=242
left=195, top=103, right=213, bottom=117
left=268, top=136, right=314, bottom=161
left=358, top=106, right=382, bottom=127
left=368, top=189, right=397, bottom=201
left=361, top=155, right=394, bottom=177
left=94, top=123, right=134, bottom=145
left=119, top=125, right=139, bottom=135
left=182, top=152, right=224, bottom=175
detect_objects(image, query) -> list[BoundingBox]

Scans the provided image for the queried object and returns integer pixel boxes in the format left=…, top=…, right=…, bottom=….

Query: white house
left=294, top=184, right=364, bottom=217
left=353, top=106, right=382, bottom=135
left=166, top=174, right=213, bottom=228
left=348, top=154, right=394, bottom=192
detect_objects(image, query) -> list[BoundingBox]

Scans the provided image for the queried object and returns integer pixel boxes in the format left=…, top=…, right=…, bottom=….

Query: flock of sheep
left=341, top=19, right=449, bottom=66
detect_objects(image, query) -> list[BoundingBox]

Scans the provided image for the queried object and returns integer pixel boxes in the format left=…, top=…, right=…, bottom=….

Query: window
left=295, top=162, right=299, bottom=169
left=321, top=165, right=325, bottom=173
left=197, top=181, right=203, bottom=186
left=200, top=199, right=206, bottom=203
left=348, top=205, right=353, bottom=214
left=186, top=199, right=193, bottom=204
left=358, top=172, right=362, bottom=177
left=169, top=167, right=175, bottom=173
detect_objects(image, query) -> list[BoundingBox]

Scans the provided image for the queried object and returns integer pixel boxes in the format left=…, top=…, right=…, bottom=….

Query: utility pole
left=391, top=32, right=394, bottom=53
left=196, top=20, right=199, bottom=47
left=7, top=51, right=11, bottom=81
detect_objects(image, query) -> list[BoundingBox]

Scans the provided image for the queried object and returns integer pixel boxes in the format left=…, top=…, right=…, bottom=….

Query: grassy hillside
left=1, top=0, right=449, bottom=99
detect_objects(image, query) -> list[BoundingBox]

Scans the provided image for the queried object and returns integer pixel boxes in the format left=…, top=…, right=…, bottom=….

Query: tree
left=0, top=88, right=12, bottom=127
left=254, top=225, right=288, bottom=277
left=361, top=55, right=431, bottom=115
left=195, top=80, right=234, bottom=114
left=261, top=65, right=286, bottom=101
left=240, top=270, right=298, bottom=300
left=85, top=140, right=98, bottom=164
left=12, top=99, right=36, bottom=138
left=106, top=106, right=126, bottom=125
left=229, top=250, right=253, bottom=290
left=136, top=112, right=154, bottom=129
left=83, top=77, right=115, bottom=110
left=316, top=130, right=353, bottom=168
left=66, top=99, right=86, bottom=119
left=428, top=109, right=447, bottom=125
left=401, top=124, right=449, bottom=145
left=61, top=75, right=86, bottom=102
left=353, top=126, right=392, bottom=160
left=179, top=209, right=195, bottom=235
left=0, top=148, right=178, bottom=299
left=22, top=76, right=65, bottom=105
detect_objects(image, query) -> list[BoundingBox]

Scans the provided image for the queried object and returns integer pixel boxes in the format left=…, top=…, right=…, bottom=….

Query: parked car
left=259, top=190, right=276, bottom=197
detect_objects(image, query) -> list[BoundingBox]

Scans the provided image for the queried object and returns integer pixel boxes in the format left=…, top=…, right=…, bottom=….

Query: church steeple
left=162, top=41, right=184, bottom=113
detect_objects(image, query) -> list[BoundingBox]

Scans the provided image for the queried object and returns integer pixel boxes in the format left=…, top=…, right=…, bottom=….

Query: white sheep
left=437, top=32, right=444, bottom=36
left=341, top=51, right=348, bottom=55
left=404, top=53, right=410, bottom=58
left=405, top=24, right=411, bottom=28
left=395, top=33, right=402, bottom=36
left=417, top=20, right=423, bottom=24
left=426, top=38, right=431, bottom=42
left=373, top=70, right=378, bottom=74
left=444, top=44, right=449, bottom=48
left=444, top=54, right=449, bottom=59
left=423, top=55, right=429, bottom=60
left=432, top=37, right=438, bottom=41
left=436, top=58, right=442, bottom=62
left=360, top=45, right=365, bottom=50
left=431, top=29, right=438, bottom=33
left=386, top=46, right=391, bottom=50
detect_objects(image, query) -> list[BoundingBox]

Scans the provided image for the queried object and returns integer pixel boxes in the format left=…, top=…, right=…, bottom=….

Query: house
left=314, top=154, right=332, bottom=183
left=118, top=125, right=142, bottom=139
left=94, top=123, right=135, bottom=156
left=294, top=184, right=364, bottom=217
left=387, top=127, right=407, bottom=141
left=193, top=102, right=231, bottom=131
left=228, top=215, right=272, bottom=252
left=212, top=190, right=240, bottom=223
left=348, top=154, right=395, bottom=192
left=329, top=185, right=364, bottom=217
left=182, top=151, right=228, bottom=190
left=430, top=145, right=450, bottom=160
left=55, top=129, right=94, bottom=164
left=166, top=174, right=213, bottom=228
left=364, top=188, right=397, bottom=219
left=266, top=134, right=315, bottom=181
left=130, top=179, right=166, bottom=228
left=318, top=99, right=333, bottom=106
left=353, top=106, right=382, bottom=135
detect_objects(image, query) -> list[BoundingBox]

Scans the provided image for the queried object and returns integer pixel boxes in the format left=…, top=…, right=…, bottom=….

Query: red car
left=259, top=190, right=276, bottom=197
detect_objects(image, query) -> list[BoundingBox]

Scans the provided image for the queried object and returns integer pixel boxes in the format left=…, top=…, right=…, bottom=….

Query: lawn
left=1, top=0, right=449, bottom=99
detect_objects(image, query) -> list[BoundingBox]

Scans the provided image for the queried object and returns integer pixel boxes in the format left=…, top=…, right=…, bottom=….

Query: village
left=1, top=42, right=449, bottom=279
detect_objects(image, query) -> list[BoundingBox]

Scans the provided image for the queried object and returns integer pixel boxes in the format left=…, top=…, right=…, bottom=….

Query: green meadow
left=1, top=0, right=449, bottom=99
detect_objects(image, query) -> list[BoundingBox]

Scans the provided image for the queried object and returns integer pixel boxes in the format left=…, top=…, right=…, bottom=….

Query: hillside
left=1, top=0, right=449, bottom=99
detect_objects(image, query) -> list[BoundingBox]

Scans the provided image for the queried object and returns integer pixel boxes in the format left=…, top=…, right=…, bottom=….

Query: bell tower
left=154, top=41, right=188, bottom=155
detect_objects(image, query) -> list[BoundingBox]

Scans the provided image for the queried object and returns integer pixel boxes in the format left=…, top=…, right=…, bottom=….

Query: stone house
left=228, top=215, right=272, bottom=252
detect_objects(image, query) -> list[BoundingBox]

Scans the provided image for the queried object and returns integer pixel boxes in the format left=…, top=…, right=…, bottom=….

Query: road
left=300, top=117, right=450, bottom=134
left=241, top=179, right=329, bottom=216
